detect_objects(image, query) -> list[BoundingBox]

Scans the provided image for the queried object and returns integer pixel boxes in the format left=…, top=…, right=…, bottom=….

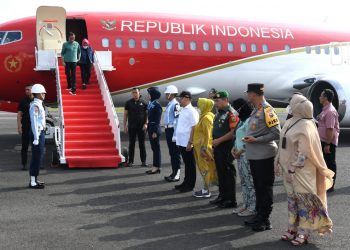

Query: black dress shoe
left=28, top=183, right=44, bottom=189
left=175, top=183, right=185, bottom=190
left=178, top=187, right=193, bottom=193
left=209, top=196, right=224, bottom=205
left=244, top=215, right=260, bottom=226
left=164, top=175, right=180, bottom=182
left=218, top=200, right=237, bottom=209
left=146, top=169, right=160, bottom=175
left=252, top=220, right=272, bottom=232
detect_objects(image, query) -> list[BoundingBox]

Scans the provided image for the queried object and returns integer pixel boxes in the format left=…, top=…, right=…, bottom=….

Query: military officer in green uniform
left=243, top=83, right=281, bottom=232
left=209, top=91, right=240, bottom=208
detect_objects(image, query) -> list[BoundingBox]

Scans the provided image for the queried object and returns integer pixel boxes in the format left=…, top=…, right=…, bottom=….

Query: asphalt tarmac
left=0, top=111, right=349, bottom=250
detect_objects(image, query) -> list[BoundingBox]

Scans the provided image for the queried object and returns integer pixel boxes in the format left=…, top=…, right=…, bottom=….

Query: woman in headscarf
left=231, top=98, right=256, bottom=217
left=192, top=98, right=218, bottom=198
left=275, top=94, right=334, bottom=246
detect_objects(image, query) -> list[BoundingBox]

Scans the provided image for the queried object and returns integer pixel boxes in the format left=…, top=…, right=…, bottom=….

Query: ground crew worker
left=209, top=91, right=240, bottom=208
left=17, top=84, right=33, bottom=170
left=243, top=83, right=281, bottom=232
left=163, top=85, right=181, bottom=182
left=28, top=84, right=47, bottom=189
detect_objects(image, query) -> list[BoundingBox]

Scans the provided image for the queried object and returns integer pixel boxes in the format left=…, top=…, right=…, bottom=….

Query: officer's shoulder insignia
left=264, top=106, right=280, bottom=128
left=228, top=112, right=239, bottom=129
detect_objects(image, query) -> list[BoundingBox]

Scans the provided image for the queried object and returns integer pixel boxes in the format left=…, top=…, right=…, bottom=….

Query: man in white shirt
left=174, top=91, right=199, bottom=192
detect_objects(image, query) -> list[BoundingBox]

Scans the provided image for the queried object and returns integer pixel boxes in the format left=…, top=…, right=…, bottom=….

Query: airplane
left=1, top=6, right=350, bottom=121
left=1, top=6, right=349, bottom=167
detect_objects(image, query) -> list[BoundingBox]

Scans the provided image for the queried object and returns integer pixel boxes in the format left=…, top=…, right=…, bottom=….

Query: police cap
left=246, top=83, right=264, bottom=94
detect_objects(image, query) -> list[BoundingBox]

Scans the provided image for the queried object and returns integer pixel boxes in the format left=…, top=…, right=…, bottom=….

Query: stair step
left=63, top=106, right=106, bottom=112
left=64, top=118, right=110, bottom=126
left=64, top=112, right=107, bottom=119
left=65, top=132, right=114, bottom=140
left=62, top=100, right=104, bottom=106
left=65, top=140, right=116, bottom=148
left=65, top=147, right=118, bottom=156
left=61, top=94, right=102, bottom=100
left=66, top=155, right=121, bottom=168
left=65, top=125, right=112, bottom=133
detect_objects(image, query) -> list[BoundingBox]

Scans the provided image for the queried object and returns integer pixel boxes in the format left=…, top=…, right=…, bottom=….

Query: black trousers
left=21, top=127, right=31, bottom=166
left=148, top=130, right=161, bottom=168
left=249, top=157, right=275, bottom=221
left=321, top=141, right=337, bottom=189
left=165, top=128, right=181, bottom=174
left=128, top=127, right=146, bottom=164
left=65, top=62, right=77, bottom=92
left=29, top=131, right=45, bottom=177
left=80, top=63, right=92, bottom=84
left=214, top=141, right=236, bottom=203
left=179, top=146, right=196, bottom=189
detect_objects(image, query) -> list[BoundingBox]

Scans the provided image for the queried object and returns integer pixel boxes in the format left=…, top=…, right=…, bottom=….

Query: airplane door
left=330, top=43, right=342, bottom=65
left=36, top=6, right=66, bottom=52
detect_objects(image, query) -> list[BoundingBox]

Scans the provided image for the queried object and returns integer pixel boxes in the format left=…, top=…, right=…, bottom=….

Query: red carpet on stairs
left=59, top=63, right=122, bottom=168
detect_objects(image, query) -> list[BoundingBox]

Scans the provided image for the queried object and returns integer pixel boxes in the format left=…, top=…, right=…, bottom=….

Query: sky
left=0, top=0, right=349, bottom=29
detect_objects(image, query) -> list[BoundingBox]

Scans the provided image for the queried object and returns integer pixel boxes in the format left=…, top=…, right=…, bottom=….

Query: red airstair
left=57, top=61, right=123, bottom=168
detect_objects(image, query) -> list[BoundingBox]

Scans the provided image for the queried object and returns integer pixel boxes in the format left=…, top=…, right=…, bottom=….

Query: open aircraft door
left=36, top=6, right=66, bottom=52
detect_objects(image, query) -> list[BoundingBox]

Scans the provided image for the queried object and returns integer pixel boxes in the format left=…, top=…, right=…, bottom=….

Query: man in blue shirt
left=163, top=85, right=181, bottom=182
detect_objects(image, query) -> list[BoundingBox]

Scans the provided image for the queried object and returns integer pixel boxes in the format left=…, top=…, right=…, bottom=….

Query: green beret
left=213, top=90, right=230, bottom=99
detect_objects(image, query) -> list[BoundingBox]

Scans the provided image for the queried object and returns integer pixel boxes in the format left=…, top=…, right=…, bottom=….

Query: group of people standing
left=123, top=83, right=339, bottom=246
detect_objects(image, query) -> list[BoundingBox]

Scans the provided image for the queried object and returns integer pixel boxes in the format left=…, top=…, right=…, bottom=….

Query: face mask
left=83, top=46, right=88, bottom=49
left=286, top=105, right=292, bottom=115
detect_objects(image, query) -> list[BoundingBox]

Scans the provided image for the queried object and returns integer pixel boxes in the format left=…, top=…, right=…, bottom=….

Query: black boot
left=252, top=219, right=272, bottom=232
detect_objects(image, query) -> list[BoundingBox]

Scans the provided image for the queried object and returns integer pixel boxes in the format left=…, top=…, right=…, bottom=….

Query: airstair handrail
left=93, top=52, right=125, bottom=163
left=54, top=54, right=66, bottom=163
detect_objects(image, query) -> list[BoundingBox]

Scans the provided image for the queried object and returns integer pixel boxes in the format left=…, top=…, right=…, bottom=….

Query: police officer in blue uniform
left=163, top=85, right=181, bottom=182
left=146, top=87, right=163, bottom=174
left=28, top=84, right=47, bottom=189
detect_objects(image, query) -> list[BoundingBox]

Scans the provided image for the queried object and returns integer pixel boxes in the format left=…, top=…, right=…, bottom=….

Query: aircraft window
left=228, top=43, right=234, bottom=52
left=334, top=47, right=340, bottom=55
left=324, top=46, right=330, bottom=55
left=251, top=43, right=257, bottom=53
left=178, top=41, right=185, bottom=50
left=190, top=41, right=197, bottom=51
left=115, top=38, right=123, bottom=48
left=285, top=44, right=291, bottom=53
left=315, top=46, right=321, bottom=54
left=305, top=46, right=311, bottom=54
left=166, top=40, right=173, bottom=50
left=0, top=31, right=22, bottom=45
left=154, top=40, right=161, bottom=49
left=177, top=41, right=185, bottom=50
left=240, top=43, right=247, bottom=53
left=203, top=42, right=210, bottom=51
left=141, top=39, right=148, bottom=49
left=215, top=42, right=222, bottom=52
left=262, top=44, right=269, bottom=53
left=128, top=39, right=136, bottom=48
left=102, top=38, right=109, bottom=48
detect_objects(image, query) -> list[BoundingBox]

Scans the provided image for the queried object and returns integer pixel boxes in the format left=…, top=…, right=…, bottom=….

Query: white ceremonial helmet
left=164, top=85, right=178, bottom=94
left=31, top=84, right=46, bottom=94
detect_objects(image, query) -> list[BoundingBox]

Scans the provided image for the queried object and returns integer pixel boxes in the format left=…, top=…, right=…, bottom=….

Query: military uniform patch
left=228, top=112, right=239, bottom=129
left=264, top=106, right=280, bottom=128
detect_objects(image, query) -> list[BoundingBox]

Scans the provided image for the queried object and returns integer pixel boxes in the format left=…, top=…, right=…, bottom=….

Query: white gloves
left=172, top=136, right=176, bottom=142
left=33, top=140, right=39, bottom=146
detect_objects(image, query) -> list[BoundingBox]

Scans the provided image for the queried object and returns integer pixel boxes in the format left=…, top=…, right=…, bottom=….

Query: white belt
left=165, top=124, right=174, bottom=128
